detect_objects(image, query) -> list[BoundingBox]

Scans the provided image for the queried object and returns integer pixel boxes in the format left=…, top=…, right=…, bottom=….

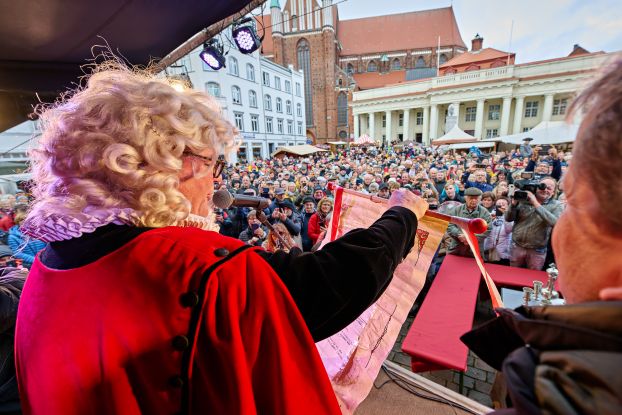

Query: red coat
left=15, top=227, right=340, bottom=415
left=307, top=213, right=325, bottom=245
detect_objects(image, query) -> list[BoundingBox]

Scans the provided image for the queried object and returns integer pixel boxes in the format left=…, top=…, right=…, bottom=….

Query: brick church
left=259, top=0, right=467, bottom=144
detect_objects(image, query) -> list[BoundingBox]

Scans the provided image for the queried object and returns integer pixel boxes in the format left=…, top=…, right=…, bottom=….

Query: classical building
left=168, top=34, right=308, bottom=161
left=260, top=1, right=467, bottom=144
left=351, top=43, right=612, bottom=145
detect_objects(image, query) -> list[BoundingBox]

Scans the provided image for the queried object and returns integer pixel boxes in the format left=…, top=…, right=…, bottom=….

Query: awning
left=327, top=141, right=349, bottom=145
left=0, top=0, right=261, bottom=132
left=483, top=121, right=579, bottom=145
left=271, top=144, right=329, bottom=158
left=448, top=142, right=495, bottom=150
left=432, top=125, right=475, bottom=145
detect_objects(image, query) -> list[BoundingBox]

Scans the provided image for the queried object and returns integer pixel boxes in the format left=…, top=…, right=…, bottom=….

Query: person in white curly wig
left=15, top=61, right=427, bottom=415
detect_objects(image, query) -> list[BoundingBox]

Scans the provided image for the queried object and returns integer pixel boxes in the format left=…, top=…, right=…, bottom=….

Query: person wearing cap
left=519, top=137, right=534, bottom=158
left=270, top=199, right=302, bottom=246
left=377, top=182, right=390, bottom=200
left=266, top=187, right=287, bottom=215
left=312, top=186, right=326, bottom=203
left=299, top=196, right=316, bottom=251
left=446, top=187, right=492, bottom=257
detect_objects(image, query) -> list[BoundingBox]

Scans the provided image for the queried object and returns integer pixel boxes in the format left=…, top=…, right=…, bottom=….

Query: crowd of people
left=214, top=138, right=569, bottom=271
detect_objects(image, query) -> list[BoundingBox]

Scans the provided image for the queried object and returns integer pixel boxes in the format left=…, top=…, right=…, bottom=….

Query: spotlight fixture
left=199, top=38, right=226, bottom=70
left=232, top=17, right=262, bottom=54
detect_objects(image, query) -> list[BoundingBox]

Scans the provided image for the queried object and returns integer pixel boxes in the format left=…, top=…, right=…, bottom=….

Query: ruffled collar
left=22, top=209, right=217, bottom=242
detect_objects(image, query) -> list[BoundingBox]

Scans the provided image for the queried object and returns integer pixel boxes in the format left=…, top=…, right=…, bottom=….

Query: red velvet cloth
left=402, top=255, right=482, bottom=372
left=486, top=262, right=557, bottom=290
left=15, top=227, right=340, bottom=415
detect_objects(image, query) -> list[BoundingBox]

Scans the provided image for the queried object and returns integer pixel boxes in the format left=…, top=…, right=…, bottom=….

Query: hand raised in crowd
left=271, top=208, right=281, bottom=219
left=278, top=209, right=287, bottom=221
left=388, top=189, right=428, bottom=220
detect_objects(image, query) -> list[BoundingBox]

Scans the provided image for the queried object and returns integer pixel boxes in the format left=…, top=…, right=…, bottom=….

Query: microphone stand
left=256, top=211, right=293, bottom=251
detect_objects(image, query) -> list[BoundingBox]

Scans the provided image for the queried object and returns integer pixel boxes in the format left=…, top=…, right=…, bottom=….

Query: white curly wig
left=24, top=61, right=238, bottom=235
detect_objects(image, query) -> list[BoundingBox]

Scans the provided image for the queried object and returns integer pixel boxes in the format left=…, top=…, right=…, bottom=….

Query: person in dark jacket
left=299, top=196, right=316, bottom=252
left=462, top=56, right=622, bottom=415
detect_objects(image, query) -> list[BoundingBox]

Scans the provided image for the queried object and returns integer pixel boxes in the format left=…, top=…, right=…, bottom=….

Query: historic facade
left=260, top=1, right=467, bottom=144
left=351, top=47, right=611, bottom=145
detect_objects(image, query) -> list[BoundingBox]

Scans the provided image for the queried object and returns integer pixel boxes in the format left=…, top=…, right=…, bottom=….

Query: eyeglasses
left=183, top=152, right=226, bottom=179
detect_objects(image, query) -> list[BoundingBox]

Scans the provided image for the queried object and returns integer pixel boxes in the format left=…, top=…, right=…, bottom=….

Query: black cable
left=372, top=366, right=482, bottom=415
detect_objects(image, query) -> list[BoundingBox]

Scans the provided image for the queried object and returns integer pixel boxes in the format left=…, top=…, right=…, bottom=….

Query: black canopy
left=0, top=0, right=260, bottom=132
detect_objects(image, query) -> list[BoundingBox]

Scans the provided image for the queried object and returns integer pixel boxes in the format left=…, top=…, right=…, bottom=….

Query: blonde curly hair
left=25, top=62, right=238, bottom=230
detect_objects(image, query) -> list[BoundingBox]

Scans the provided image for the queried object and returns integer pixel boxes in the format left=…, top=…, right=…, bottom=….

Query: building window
left=391, top=58, right=401, bottom=70
left=285, top=80, right=291, bottom=93
left=552, top=98, right=568, bottom=116
left=206, top=82, right=220, bottom=97
left=398, top=113, right=404, bottom=127
left=262, top=71, right=270, bottom=86
left=246, top=64, right=255, bottom=81
left=296, top=103, right=302, bottom=117
left=416, top=111, right=423, bottom=125
left=249, top=90, right=257, bottom=108
left=266, top=117, right=273, bottom=133
left=297, top=39, right=313, bottom=125
left=297, top=121, right=303, bottom=135
left=415, top=56, right=426, bottom=68
left=250, top=114, right=259, bottom=132
left=525, top=101, right=539, bottom=118
left=337, top=92, right=347, bottom=126
left=229, top=57, right=239, bottom=76
left=367, top=60, right=377, bottom=72
left=234, top=112, right=244, bottom=130
left=264, top=94, right=272, bottom=111
left=465, top=107, right=476, bottom=122
left=286, top=100, right=292, bottom=115
left=275, top=76, right=281, bottom=90
left=346, top=63, right=354, bottom=75
left=287, top=120, right=293, bottom=134
left=382, top=114, right=386, bottom=127
left=439, top=54, right=448, bottom=65
left=486, top=129, right=498, bottom=138
left=276, top=97, right=283, bottom=113
left=523, top=127, right=532, bottom=132
left=232, top=86, right=242, bottom=105
left=277, top=119, right=284, bottom=134
left=488, top=104, right=500, bottom=121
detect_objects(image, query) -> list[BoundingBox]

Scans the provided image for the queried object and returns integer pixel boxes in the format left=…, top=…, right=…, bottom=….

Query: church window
left=416, top=56, right=426, bottom=68
left=391, top=58, right=401, bottom=70
left=347, top=63, right=354, bottom=75
left=297, top=39, right=313, bottom=125
left=439, top=54, right=448, bottom=65
left=367, top=60, right=377, bottom=72
left=337, top=92, right=347, bottom=126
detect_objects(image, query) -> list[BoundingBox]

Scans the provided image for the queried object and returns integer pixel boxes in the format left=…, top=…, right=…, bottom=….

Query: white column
left=513, top=96, right=525, bottom=134
left=369, top=112, right=376, bottom=141
left=500, top=96, right=512, bottom=137
left=385, top=110, right=393, bottom=143
left=474, top=99, right=485, bottom=140
left=429, top=104, right=438, bottom=140
left=542, top=94, right=554, bottom=122
left=353, top=114, right=360, bottom=138
left=422, top=106, right=430, bottom=145
left=452, top=101, right=461, bottom=122
left=403, top=109, right=410, bottom=140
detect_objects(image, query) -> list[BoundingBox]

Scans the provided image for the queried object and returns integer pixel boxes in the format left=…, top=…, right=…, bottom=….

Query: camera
left=513, top=172, right=546, bottom=200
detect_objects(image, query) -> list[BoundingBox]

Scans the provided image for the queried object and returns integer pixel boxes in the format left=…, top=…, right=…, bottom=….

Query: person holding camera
left=238, top=209, right=269, bottom=246
left=506, top=176, right=563, bottom=270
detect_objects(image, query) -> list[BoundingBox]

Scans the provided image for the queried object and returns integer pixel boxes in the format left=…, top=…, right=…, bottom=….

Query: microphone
left=213, top=189, right=271, bottom=210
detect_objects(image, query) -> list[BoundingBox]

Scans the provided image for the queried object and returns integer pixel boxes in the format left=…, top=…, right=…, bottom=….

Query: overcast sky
left=275, top=0, right=622, bottom=63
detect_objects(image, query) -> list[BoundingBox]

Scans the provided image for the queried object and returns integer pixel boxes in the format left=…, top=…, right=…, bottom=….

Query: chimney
left=471, top=34, right=483, bottom=52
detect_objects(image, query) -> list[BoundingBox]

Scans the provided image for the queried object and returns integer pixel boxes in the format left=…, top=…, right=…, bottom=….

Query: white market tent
left=483, top=121, right=580, bottom=145
left=327, top=141, right=349, bottom=145
left=354, top=134, right=378, bottom=145
left=448, top=141, right=495, bottom=150
left=271, top=144, right=329, bottom=158
left=432, top=125, right=475, bottom=145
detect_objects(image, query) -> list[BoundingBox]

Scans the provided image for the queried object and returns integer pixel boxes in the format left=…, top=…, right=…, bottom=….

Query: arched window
left=416, top=56, right=426, bottom=68
left=490, top=60, right=506, bottom=68
left=367, top=60, right=377, bottom=72
left=391, top=58, right=401, bottom=70
left=296, top=103, right=302, bottom=117
left=291, top=15, right=298, bottom=30
left=231, top=86, right=241, bottom=104
left=338, top=78, right=343, bottom=86
left=286, top=100, right=292, bottom=115
left=206, top=82, right=220, bottom=97
left=297, top=39, right=313, bottom=125
left=246, top=63, right=255, bottom=81
left=248, top=90, right=257, bottom=107
left=337, top=92, right=347, bottom=126
left=465, top=64, right=480, bottom=72
left=276, top=97, right=283, bottom=113
left=229, top=57, right=239, bottom=76
left=439, top=54, right=448, bottom=65
left=264, top=94, right=272, bottom=111
left=346, top=63, right=354, bottom=75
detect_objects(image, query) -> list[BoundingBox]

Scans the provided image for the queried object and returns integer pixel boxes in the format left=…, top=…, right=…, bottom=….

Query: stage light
left=232, top=18, right=262, bottom=54
left=200, top=39, right=226, bottom=70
